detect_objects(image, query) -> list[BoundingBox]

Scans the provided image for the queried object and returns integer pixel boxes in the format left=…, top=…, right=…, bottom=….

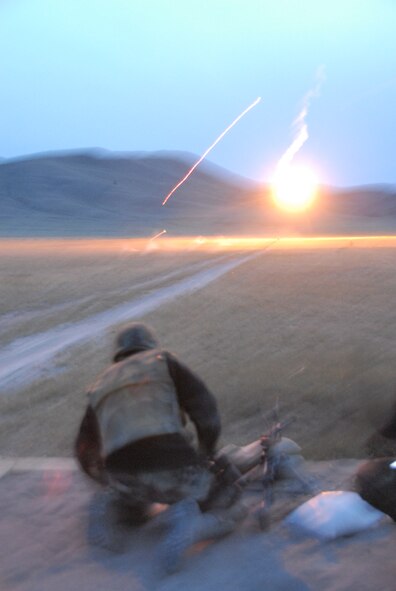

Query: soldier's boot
left=191, top=500, right=248, bottom=542
left=159, top=498, right=201, bottom=574
left=87, top=489, right=125, bottom=552
left=160, top=499, right=248, bottom=574
left=117, top=498, right=152, bottom=526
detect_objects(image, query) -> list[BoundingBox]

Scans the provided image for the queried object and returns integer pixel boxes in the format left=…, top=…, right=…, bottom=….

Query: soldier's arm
left=75, top=405, right=107, bottom=484
left=166, top=353, right=221, bottom=456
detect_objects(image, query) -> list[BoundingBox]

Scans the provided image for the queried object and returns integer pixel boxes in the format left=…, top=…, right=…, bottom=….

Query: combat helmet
left=113, top=323, right=160, bottom=362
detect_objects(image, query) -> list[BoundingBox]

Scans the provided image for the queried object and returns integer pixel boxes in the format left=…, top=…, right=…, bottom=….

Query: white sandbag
left=276, top=454, right=305, bottom=479
left=285, top=490, right=388, bottom=540
left=270, top=437, right=302, bottom=458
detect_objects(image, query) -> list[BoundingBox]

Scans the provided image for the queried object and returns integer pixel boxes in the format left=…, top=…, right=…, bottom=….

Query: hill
left=0, top=150, right=395, bottom=236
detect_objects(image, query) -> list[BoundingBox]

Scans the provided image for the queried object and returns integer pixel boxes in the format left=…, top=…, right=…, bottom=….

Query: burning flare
left=271, top=67, right=325, bottom=213
left=272, top=163, right=318, bottom=212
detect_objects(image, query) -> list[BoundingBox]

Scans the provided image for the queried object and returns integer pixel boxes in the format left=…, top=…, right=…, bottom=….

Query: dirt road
left=1, top=236, right=396, bottom=460
left=0, top=251, right=259, bottom=388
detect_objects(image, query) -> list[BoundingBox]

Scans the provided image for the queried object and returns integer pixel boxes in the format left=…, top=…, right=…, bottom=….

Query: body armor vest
left=87, top=349, right=185, bottom=457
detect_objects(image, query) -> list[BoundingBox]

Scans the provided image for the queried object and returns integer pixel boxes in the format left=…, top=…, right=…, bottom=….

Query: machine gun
left=214, top=418, right=310, bottom=528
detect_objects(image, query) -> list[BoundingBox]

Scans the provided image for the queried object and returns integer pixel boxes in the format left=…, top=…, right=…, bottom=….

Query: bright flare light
left=271, top=164, right=318, bottom=213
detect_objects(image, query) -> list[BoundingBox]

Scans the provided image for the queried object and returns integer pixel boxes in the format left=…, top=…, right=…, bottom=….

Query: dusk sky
left=1, top=0, right=395, bottom=186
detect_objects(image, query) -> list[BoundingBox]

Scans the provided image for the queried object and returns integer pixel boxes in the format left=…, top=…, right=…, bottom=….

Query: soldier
left=75, top=322, right=246, bottom=572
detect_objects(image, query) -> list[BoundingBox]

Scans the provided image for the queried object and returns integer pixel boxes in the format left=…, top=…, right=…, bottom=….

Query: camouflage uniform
left=75, top=323, right=246, bottom=569
left=76, top=324, right=220, bottom=495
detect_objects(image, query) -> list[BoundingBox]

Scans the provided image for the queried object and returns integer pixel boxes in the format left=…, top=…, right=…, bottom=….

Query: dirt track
left=1, top=237, right=396, bottom=460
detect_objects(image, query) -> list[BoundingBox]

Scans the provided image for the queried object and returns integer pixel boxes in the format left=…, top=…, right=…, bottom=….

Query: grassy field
left=1, top=237, right=396, bottom=460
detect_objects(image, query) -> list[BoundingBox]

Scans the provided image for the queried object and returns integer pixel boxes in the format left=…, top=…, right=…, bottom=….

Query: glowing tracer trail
left=162, top=97, right=261, bottom=205
left=150, top=229, right=167, bottom=241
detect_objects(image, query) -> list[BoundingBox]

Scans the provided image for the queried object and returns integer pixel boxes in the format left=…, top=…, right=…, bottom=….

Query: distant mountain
left=321, top=186, right=396, bottom=217
left=0, top=150, right=395, bottom=236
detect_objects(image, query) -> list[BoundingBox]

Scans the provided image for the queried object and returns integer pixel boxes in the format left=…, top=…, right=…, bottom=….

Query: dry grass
left=0, top=240, right=226, bottom=346
left=1, top=239, right=396, bottom=460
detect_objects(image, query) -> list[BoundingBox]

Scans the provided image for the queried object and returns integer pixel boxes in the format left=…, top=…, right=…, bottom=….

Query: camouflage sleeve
left=166, top=352, right=221, bottom=456
left=74, top=405, right=107, bottom=484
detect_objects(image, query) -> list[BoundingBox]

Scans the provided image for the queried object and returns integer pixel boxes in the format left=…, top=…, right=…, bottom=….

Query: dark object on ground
left=366, top=432, right=396, bottom=458
left=355, top=457, right=396, bottom=521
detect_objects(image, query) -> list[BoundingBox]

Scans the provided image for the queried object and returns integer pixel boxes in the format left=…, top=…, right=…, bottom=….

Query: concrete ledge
left=0, top=457, right=78, bottom=478
left=0, top=459, right=16, bottom=479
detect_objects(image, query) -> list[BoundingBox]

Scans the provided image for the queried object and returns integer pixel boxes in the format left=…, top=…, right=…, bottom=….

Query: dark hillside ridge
left=0, top=150, right=395, bottom=236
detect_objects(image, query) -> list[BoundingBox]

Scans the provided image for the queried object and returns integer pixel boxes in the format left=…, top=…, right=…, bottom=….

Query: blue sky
left=1, top=0, right=395, bottom=186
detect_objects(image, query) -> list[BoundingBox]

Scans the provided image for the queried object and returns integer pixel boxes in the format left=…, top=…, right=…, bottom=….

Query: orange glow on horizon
left=2, top=235, right=396, bottom=256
